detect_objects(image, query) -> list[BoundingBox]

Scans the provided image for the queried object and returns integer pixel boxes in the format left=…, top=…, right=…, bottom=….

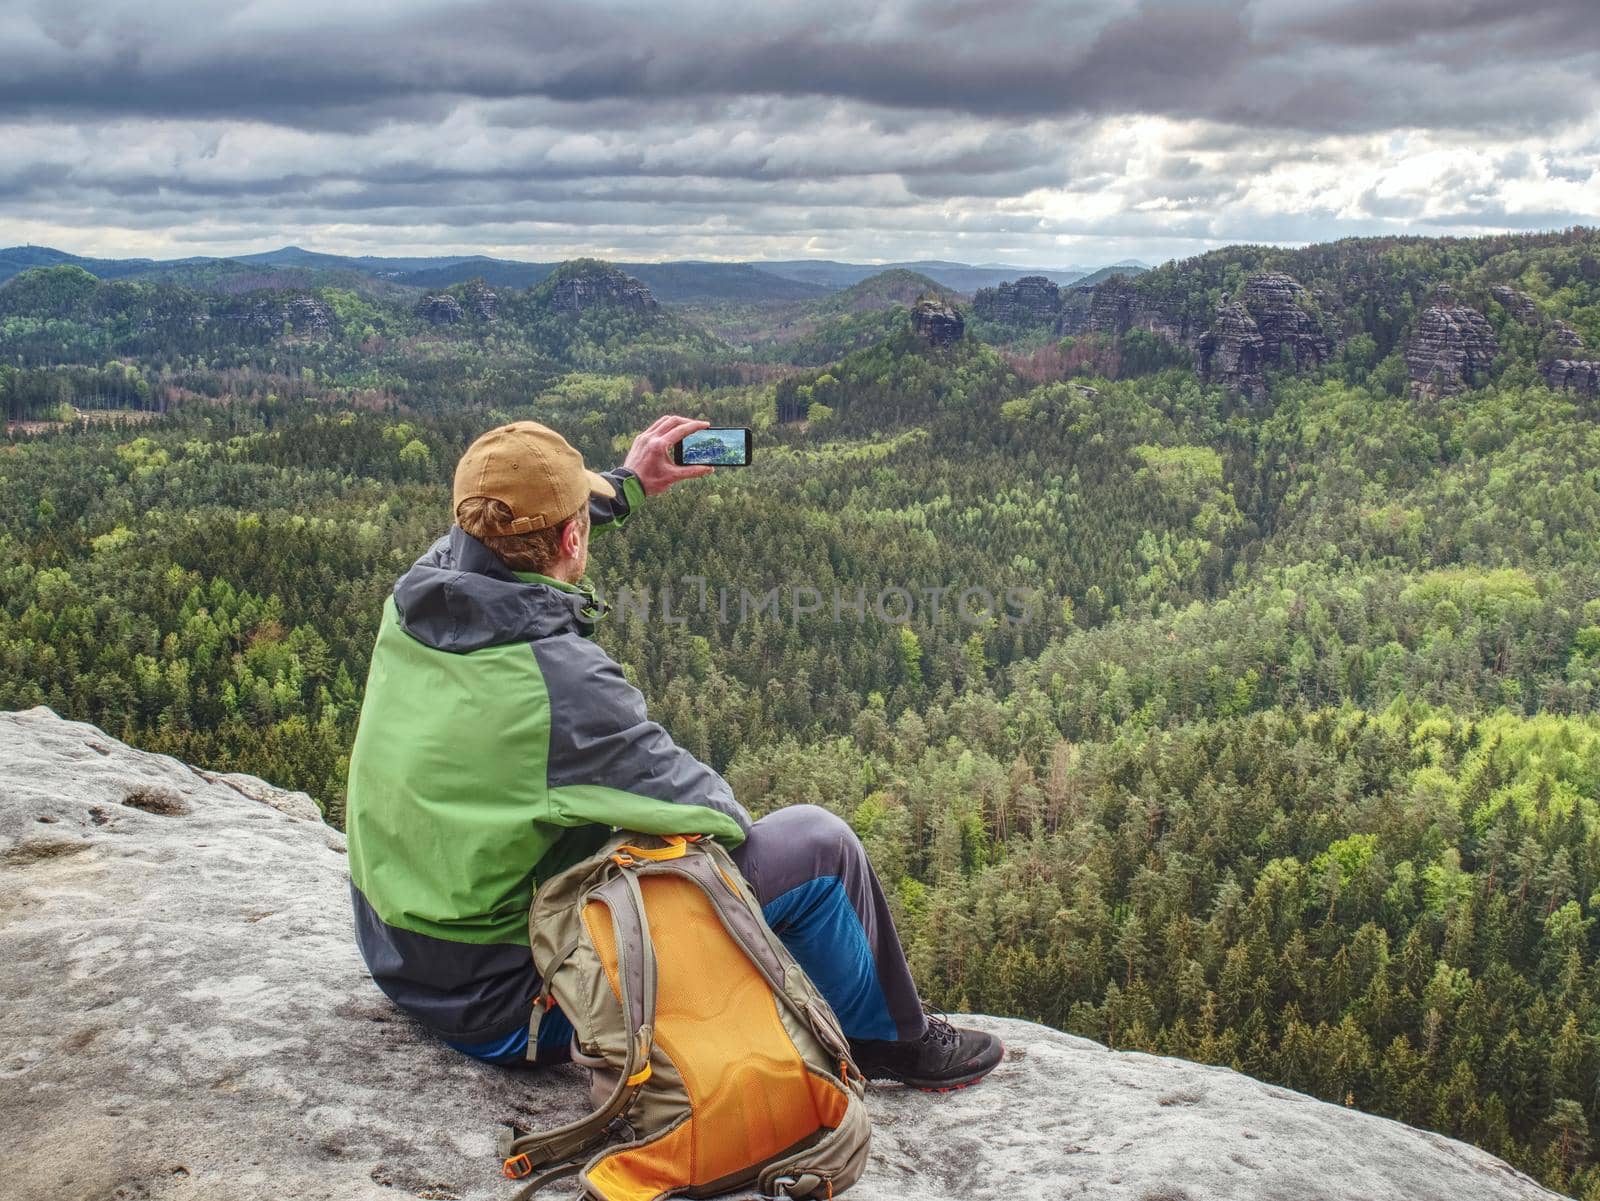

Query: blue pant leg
left=731, top=805, right=926, bottom=1042
left=445, top=1003, right=574, bottom=1066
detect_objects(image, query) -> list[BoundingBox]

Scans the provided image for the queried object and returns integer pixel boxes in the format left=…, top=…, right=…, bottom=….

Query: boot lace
left=920, top=1002, right=960, bottom=1047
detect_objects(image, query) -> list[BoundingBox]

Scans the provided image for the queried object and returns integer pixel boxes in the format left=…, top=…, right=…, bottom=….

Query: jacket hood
left=393, top=526, right=601, bottom=652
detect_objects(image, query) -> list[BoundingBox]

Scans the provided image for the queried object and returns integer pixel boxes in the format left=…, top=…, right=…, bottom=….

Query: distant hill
left=0, top=245, right=218, bottom=282
left=1068, top=263, right=1148, bottom=290
left=754, top=259, right=1091, bottom=293
left=399, top=259, right=558, bottom=291
left=681, top=268, right=958, bottom=366
left=823, top=269, right=954, bottom=313
left=0, top=245, right=1127, bottom=302
left=236, top=246, right=488, bottom=275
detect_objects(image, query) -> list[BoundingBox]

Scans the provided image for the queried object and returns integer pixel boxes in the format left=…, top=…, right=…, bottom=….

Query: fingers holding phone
left=624, top=415, right=710, bottom=495
left=624, top=417, right=751, bottom=496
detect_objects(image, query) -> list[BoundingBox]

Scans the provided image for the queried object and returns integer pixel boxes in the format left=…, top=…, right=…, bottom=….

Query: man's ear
left=559, top=514, right=585, bottom=559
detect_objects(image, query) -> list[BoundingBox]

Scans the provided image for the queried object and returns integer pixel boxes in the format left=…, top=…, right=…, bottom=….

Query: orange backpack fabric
left=497, top=833, right=871, bottom=1201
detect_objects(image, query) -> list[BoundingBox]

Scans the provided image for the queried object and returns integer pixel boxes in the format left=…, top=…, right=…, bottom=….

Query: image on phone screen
left=676, top=428, right=751, bottom=466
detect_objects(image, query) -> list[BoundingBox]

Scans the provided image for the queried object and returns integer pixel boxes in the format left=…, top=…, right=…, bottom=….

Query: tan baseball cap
left=453, top=421, right=615, bottom=535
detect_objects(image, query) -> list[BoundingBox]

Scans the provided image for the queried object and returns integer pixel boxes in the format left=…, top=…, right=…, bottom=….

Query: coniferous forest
left=6, top=229, right=1600, bottom=1194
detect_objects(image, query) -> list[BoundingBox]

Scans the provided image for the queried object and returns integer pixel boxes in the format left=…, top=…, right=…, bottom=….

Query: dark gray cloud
left=2, top=0, right=1595, bottom=134
left=0, top=0, right=1595, bottom=265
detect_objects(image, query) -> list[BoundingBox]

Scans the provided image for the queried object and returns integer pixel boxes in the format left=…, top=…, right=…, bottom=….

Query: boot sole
left=859, top=1059, right=1001, bottom=1092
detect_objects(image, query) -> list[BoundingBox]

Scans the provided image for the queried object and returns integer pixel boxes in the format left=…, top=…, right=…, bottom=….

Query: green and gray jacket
left=346, top=468, right=751, bottom=1043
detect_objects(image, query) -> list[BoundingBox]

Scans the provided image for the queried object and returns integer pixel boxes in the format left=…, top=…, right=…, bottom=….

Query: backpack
left=496, top=832, right=872, bottom=1200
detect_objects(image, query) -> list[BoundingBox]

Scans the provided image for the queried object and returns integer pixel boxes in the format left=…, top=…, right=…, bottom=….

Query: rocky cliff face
left=224, top=293, right=336, bottom=339
left=1075, top=271, right=1331, bottom=402
left=1197, top=302, right=1268, bottom=403
left=459, top=279, right=497, bottom=321
left=1195, top=273, right=1333, bottom=403
left=1543, top=359, right=1600, bottom=398
left=1077, top=275, right=1136, bottom=336
left=1492, top=284, right=1599, bottom=399
left=1491, top=284, right=1542, bottom=325
left=911, top=295, right=964, bottom=346
left=972, top=275, right=1060, bottom=327
left=0, top=707, right=1565, bottom=1201
left=1071, top=275, right=1197, bottom=347
left=546, top=263, right=657, bottom=316
left=1241, top=273, right=1333, bottom=372
left=417, top=281, right=497, bottom=326
left=416, top=292, right=464, bottom=325
left=1406, top=288, right=1500, bottom=398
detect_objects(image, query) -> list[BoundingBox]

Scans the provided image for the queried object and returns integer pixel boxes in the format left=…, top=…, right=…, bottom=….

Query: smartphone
left=673, top=427, right=752, bottom=467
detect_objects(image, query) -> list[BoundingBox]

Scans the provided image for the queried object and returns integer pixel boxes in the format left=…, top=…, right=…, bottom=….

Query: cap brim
left=585, top=469, right=617, bottom=500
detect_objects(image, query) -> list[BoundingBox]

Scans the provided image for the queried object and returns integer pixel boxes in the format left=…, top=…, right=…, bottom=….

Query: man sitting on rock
left=344, top=416, right=1003, bottom=1091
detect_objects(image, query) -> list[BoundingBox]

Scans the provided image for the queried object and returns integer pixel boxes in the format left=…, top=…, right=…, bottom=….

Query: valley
left=4, top=227, right=1600, bottom=1195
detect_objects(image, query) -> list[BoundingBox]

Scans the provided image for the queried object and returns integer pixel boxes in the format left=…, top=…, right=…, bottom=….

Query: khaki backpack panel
left=583, top=875, right=851, bottom=1200
left=502, top=833, right=870, bottom=1201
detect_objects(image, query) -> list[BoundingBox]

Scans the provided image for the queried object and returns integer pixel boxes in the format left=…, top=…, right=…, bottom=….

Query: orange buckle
left=503, top=1154, right=533, bottom=1180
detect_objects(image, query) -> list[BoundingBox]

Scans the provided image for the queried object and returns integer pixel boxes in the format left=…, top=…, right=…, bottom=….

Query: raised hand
left=622, top=414, right=716, bottom=496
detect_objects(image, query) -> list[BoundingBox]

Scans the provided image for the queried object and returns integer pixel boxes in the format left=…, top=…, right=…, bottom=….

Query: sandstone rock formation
left=219, top=293, right=336, bottom=340
left=1543, top=359, right=1600, bottom=398
left=1195, top=274, right=1334, bottom=402
left=1550, top=324, right=1587, bottom=355
left=417, top=292, right=465, bottom=325
left=972, top=275, right=1060, bottom=327
left=1241, top=273, right=1333, bottom=372
left=1406, top=288, right=1500, bottom=398
left=1197, top=302, right=1268, bottom=403
left=283, top=294, right=335, bottom=337
left=0, top=707, right=1565, bottom=1201
left=911, top=295, right=964, bottom=346
left=546, top=263, right=657, bottom=316
left=1080, top=274, right=1137, bottom=336
left=1491, top=284, right=1542, bottom=325
left=1487, top=284, right=1598, bottom=399
left=226, top=293, right=336, bottom=339
left=459, top=279, right=498, bottom=322
left=1067, top=271, right=1330, bottom=401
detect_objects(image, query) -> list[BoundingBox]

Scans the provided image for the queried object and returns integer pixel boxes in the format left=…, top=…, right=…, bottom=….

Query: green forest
left=5, top=228, right=1600, bottom=1195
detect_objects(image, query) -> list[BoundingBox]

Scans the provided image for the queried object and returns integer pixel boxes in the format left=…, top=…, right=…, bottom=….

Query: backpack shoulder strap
left=501, top=862, right=660, bottom=1188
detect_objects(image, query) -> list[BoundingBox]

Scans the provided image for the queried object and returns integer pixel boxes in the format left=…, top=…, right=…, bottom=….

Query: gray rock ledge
left=0, top=708, right=1563, bottom=1201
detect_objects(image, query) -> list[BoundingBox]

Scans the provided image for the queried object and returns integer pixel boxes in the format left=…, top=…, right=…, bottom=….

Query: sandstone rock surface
left=1068, top=271, right=1331, bottom=401
left=1542, top=359, right=1600, bottom=398
left=1197, top=302, right=1267, bottom=403
left=546, top=264, right=657, bottom=316
left=1492, top=285, right=1542, bottom=325
left=0, top=707, right=1564, bottom=1201
left=226, top=293, right=337, bottom=340
left=1240, top=273, right=1333, bottom=373
left=459, top=280, right=498, bottom=322
left=1407, top=288, right=1500, bottom=397
left=911, top=296, right=964, bottom=346
left=417, top=292, right=465, bottom=325
left=971, top=276, right=1060, bottom=328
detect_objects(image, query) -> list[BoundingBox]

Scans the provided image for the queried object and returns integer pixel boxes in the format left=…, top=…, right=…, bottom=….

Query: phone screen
left=675, top=427, right=751, bottom=466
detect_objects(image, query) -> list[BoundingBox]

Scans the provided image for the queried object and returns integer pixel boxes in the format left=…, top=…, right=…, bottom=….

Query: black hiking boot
left=848, top=1010, right=1003, bottom=1092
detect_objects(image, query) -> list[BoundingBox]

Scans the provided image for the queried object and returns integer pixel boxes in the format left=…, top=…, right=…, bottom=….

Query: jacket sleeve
left=590, top=467, right=645, bottom=535
left=533, top=634, right=751, bottom=845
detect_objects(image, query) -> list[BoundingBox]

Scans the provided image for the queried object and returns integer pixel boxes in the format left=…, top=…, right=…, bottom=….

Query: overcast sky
left=2, top=0, right=1598, bottom=268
